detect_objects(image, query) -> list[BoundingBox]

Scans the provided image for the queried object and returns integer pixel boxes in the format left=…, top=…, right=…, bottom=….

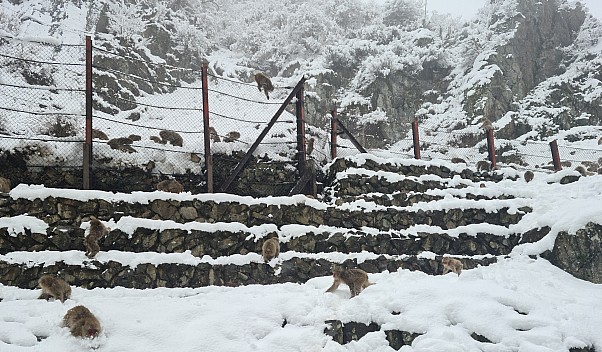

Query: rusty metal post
left=330, top=109, right=337, bottom=159
left=549, top=139, right=562, bottom=171
left=295, top=85, right=306, bottom=174
left=83, top=35, right=93, bottom=190
left=411, top=119, right=420, bottom=160
left=201, top=63, right=213, bottom=192
left=486, top=128, right=496, bottom=169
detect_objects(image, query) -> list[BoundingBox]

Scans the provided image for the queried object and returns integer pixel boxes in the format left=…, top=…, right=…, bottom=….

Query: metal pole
left=412, top=119, right=420, bottom=160
left=295, top=85, right=306, bottom=174
left=201, top=63, right=213, bottom=192
left=83, top=35, right=93, bottom=190
left=330, top=109, right=337, bottom=159
left=549, top=140, right=562, bottom=171
left=486, top=128, right=496, bottom=169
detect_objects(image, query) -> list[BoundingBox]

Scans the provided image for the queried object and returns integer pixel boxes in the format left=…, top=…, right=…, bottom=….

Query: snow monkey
left=63, top=305, right=101, bottom=338
left=38, top=274, right=71, bottom=303
left=254, top=72, right=274, bottom=99
left=441, top=257, right=463, bottom=276
left=524, top=170, right=534, bottom=183
left=209, top=126, right=220, bottom=142
left=85, top=217, right=109, bottom=259
left=223, top=131, right=241, bottom=143
left=159, top=130, right=183, bottom=147
left=262, top=237, right=280, bottom=262
left=325, top=266, right=372, bottom=298
left=156, top=179, right=184, bottom=193
left=476, top=160, right=490, bottom=172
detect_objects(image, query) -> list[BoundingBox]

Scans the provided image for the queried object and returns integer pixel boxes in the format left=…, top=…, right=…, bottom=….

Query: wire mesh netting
left=0, top=36, right=86, bottom=168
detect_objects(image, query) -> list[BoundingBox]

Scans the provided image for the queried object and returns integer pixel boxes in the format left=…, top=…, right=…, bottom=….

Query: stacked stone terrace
left=0, top=155, right=541, bottom=290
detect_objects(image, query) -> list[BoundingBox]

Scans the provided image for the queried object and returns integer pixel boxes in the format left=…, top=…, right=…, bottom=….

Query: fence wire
left=0, top=37, right=85, bottom=168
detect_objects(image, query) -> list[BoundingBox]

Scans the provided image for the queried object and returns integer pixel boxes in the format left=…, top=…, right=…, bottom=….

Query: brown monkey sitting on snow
left=85, top=217, right=109, bottom=259
left=63, top=305, right=101, bottom=338
left=325, top=266, right=372, bottom=298
left=38, top=274, right=71, bottom=303
left=254, top=72, right=274, bottom=99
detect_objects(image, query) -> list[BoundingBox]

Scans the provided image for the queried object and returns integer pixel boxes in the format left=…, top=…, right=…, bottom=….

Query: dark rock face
left=547, top=222, right=602, bottom=284
left=324, top=320, right=420, bottom=348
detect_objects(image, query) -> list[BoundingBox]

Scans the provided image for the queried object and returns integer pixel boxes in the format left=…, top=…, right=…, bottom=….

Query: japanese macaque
left=156, top=179, right=184, bottom=193
left=159, top=130, right=183, bottom=147
left=63, top=305, right=101, bottom=338
left=325, top=266, right=372, bottom=298
left=451, top=157, right=466, bottom=164
left=85, top=218, right=109, bottom=259
left=209, top=126, right=220, bottom=142
left=150, top=135, right=164, bottom=144
left=476, top=160, right=490, bottom=172
left=524, top=170, right=534, bottom=183
left=223, top=131, right=241, bottom=143
left=107, top=137, right=136, bottom=153
left=262, top=237, right=280, bottom=262
left=441, top=257, right=463, bottom=276
left=306, top=137, right=314, bottom=156
left=481, top=118, right=493, bottom=131
left=0, top=176, right=11, bottom=193
left=145, top=160, right=155, bottom=172
left=575, top=165, right=587, bottom=177
left=92, top=129, right=108, bottom=140
left=254, top=72, right=274, bottom=99
left=38, top=274, right=71, bottom=303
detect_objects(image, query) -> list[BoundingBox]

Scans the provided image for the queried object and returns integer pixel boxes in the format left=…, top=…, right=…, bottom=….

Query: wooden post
left=411, top=119, right=420, bottom=160
left=83, top=35, right=92, bottom=190
left=201, top=63, right=213, bottom=192
left=549, top=140, right=562, bottom=171
left=486, top=128, right=496, bottom=169
left=295, top=85, right=306, bottom=174
left=330, top=109, right=337, bottom=159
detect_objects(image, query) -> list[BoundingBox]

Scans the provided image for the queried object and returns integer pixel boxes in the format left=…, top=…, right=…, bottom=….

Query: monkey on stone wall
left=85, top=217, right=109, bottom=259
left=156, top=179, right=184, bottom=193
left=262, top=237, right=280, bottom=262
left=254, top=72, right=274, bottom=99
left=0, top=176, right=11, bottom=193
left=325, top=266, right=372, bottom=298
left=441, top=257, right=463, bottom=276
left=38, top=274, right=71, bottom=303
left=63, top=305, right=101, bottom=338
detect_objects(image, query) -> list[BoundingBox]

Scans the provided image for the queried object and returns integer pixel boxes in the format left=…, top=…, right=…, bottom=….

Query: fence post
left=411, top=119, right=420, bottom=160
left=330, top=109, right=337, bottom=159
left=83, top=35, right=92, bottom=190
left=201, top=63, right=213, bottom=193
left=486, top=128, right=496, bottom=169
left=295, top=85, right=306, bottom=174
left=549, top=139, right=562, bottom=171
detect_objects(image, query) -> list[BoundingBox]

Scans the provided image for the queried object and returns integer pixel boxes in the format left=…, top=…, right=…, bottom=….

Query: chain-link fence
left=0, top=36, right=86, bottom=169
left=1, top=35, right=600, bottom=193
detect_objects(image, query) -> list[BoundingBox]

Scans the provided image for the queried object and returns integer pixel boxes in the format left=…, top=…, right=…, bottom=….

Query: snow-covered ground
left=1, top=256, right=601, bottom=352
left=1, top=154, right=602, bottom=351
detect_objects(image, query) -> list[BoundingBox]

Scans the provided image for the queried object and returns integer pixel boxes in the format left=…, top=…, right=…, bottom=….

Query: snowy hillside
left=0, top=0, right=600, bottom=174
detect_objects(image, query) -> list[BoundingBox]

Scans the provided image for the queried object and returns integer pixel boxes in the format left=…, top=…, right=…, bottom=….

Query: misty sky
left=369, top=0, right=602, bottom=20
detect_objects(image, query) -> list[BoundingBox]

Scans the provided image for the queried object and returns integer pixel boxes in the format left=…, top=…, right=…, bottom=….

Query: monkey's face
left=442, top=258, right=450, bottom=265
left=85, top=326, right=99, bottom=338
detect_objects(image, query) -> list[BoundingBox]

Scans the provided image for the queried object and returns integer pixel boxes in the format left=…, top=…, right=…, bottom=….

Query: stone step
left=326, top=155, right=508, bottom=184
left=1, top=190, right=531, bottom=232
left=0, top=250, right=498, bottom=289
left=1, top=217, right=547, bottom=257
